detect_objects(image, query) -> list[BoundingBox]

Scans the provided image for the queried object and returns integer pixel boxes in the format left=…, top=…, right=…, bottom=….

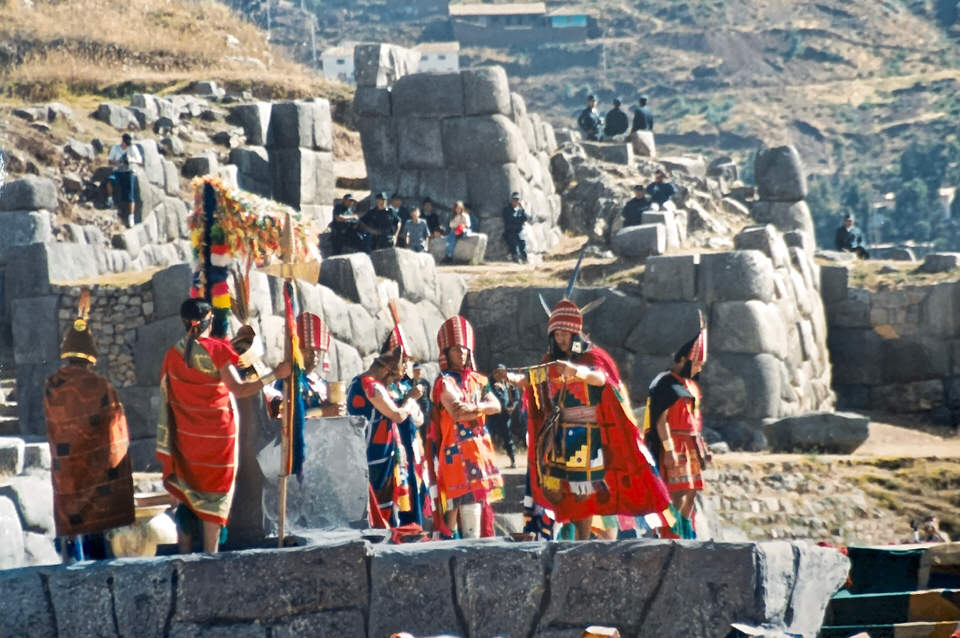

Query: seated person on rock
left=360, top=192, right=401, bottom=251
left=577, top=94, right=603, bottom=141
left=621, top=184, right=653, bottom=227
left=422, top=197, right=444, bottom=238
left=106, top=133, right=143, bottom=228
left=443, top=200, right=472, bottom=264
left=834, top=214, right=869, bottom=259
left=646, top=169, right=677, bottom=207
left=918, top=515, right=951, bottom=543
left=603, top=98, right=629, bottom=138
left=329, top=193, right=366, bottom=255
left=402, top=207, right=431, bottom=253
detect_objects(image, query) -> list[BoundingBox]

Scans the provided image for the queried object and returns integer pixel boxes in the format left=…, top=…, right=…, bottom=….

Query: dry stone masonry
left=353, top=47, right=563, bottom=262
left=749, top=145, right=816, bottom=254
left=463, top=224, right=833, bottom=451
left=0, top=535, right=849, bottom=638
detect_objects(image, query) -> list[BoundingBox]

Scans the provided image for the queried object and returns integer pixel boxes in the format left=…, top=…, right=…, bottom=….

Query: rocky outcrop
left=463, top=224, right=833, bottom=450
left=0, top=536, right=850, bottom=637
left=353, top=53, right=562, bottom=262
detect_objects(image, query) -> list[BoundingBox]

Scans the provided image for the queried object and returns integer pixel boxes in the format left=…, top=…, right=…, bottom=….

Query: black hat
left=639, top=94, right=649, bottom=102
left=343, top=193, right=355, bottom=201
left=633, top=184, right=645, bottom=192
left=375, top=191, right=387, bottom=200
left=587, top=94, right=596, bottom=101
left=391, top=193, right=402, bottom=200
left=422, top=197, right=433, bottom=205
left=412, top=362, right=423, bottom=370
left=494, top=363, right=507, bottom=371
left=613, top=97, right=622, bottom=106
left=844, top=214, right=855, bottom=221
left=510, top=191, right=521, bottom=199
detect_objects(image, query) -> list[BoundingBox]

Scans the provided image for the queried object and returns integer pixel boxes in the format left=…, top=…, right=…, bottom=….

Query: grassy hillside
left=0, top=0, right=351, bottom=103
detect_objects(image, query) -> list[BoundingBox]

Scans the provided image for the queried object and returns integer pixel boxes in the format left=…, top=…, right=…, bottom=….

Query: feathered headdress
left=540, top=246, right=604, bottom=335
left=676, top=311, right=708, bottom=364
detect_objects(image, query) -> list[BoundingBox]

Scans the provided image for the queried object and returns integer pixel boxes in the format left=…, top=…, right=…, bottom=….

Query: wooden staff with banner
left=259, top=213, right=320, bottom=547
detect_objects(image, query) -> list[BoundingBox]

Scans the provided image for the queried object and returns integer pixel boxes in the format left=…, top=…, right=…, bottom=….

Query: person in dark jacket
left=621, top=185, right=653, bottom=227
left=422, top=197, right=444, bottom=238
left=834, top=215, right=869, bottom=258
left=487, top=364, right=519, bottom=467
left=632, top=95, right=654, bottom=132
left=604, top=98, right=629, bottom=138
left=577, top=95, right=603, bottom=141
left=360, top=192, right=400, bottom=251
left=646, top=170, right=677, bottom=207
left=329, top=193, right=366, bottom=255
left=502, top=192, right=529, bottom=264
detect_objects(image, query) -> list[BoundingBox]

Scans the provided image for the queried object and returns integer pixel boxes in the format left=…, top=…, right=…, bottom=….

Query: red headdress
left=296, top=312, right=331, bottom=353
left=676, top=311, right=708, bottom=364
left=437, top=315, right=476, bottom=371
left=547, top=299, right=583, bottom=336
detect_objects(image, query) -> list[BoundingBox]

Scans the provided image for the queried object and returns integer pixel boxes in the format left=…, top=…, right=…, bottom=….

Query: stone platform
left=0, top=536, right=849, bottom=637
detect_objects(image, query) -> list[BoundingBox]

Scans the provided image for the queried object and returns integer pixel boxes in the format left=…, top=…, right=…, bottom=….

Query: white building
left=321, top=45, right=356, bottom=84
left=414, top=42, right=461, bottom=73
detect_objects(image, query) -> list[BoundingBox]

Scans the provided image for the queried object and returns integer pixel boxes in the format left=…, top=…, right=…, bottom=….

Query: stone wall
left=462, top=224, right=834, bottom=450
left=749, top=145, right=816, bottom=253
left=7, top=248, right=467, bottom=469
left=822, top=265, right=960, bottom=423
left=0, top=535, right=850, bottom=637
left=354, top=55, right=563, bottom=261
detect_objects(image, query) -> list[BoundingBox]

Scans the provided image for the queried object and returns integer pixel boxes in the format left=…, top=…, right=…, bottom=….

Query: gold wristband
left=260, top=371, right=277, bottom=386
left=662, top=440, right=675, bottom=452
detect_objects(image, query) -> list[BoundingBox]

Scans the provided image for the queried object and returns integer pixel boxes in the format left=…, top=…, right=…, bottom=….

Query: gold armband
left=260, top=371, right=277, bottom=387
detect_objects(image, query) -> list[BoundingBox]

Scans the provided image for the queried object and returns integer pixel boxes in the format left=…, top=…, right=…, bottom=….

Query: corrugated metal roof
left=322, top=45, right=355, bottom=57
left=448, top=2, right=547, bottom=17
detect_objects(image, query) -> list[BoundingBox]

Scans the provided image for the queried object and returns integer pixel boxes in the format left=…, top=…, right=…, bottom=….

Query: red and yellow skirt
left=660, top=433, right=704, bottom=493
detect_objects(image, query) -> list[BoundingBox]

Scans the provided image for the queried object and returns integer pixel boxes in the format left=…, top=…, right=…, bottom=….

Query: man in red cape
left=515, top=299, right=672, bottom=540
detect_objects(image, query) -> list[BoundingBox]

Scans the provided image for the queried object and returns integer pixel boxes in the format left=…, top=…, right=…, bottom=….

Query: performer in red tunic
left=157, top=299, right=291, bottom=553
left=426, top=316, right=503, bottom=539
left=517, top=300, right=672, bottom=540
left=644, top=319, right=709, bottom=539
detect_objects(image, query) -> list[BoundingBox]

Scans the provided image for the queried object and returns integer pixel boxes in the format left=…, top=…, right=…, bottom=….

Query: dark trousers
left=504, top=231, right=527, bottom=262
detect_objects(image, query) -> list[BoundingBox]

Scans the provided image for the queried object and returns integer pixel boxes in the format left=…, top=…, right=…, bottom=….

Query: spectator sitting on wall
left=646, top=169, right=677, bottom=207
left=360, top=192, right=401, bottom=251
left=422, top=197, right=444, bottom=238
left=621, top=184, right=653, bottom=227
left=916, top=515, right=951, bottom=543
left=402, top=207, right=431, bottom=253
left=443, top=200, right=472, bottom=264
left=632, top=95, right=654, bottom=133
left=834, top=214, right=869, bottom=259
left=329, top=193, right=366, bottom=255
left=106, top=133, right=143, bottom=229
left=577, top=94, right=603, bottom=141
left=603, top=98, right=629, bottom=138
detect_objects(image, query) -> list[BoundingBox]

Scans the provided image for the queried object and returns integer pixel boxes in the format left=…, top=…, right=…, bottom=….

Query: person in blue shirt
left=577, top=95, right=603, bottom=141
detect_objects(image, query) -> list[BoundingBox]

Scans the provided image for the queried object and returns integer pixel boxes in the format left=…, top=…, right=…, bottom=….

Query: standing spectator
left=402, top=207, right=431, bottom=253
left=835, top=214, right=869, bottom=258
left=577, top=95, right=603, bottom=141
left=443, top=200, right=472, bottom=264
left=361, top=192, right=401, bottom=251
left=632, top=95, right=654, bottom=132
left=422, top=197, right=444, bottom=238
left=646, top=169, right=677, bottom=207
left=106, top=133, right=143, bottom=228
left=502, top=191, right=529, bottom=264
left=603, top=98, right=629, bottom=138
left=329, top=193, right=365, bottom=255
left=487, top=364, right=519, bottom=468
left=390, top=194, right=410, bottom=246
left=621, top=184, right=653, bottom=227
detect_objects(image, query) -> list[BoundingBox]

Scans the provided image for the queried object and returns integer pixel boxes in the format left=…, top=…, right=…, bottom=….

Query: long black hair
left=548, top=331, right=590, bottom=361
